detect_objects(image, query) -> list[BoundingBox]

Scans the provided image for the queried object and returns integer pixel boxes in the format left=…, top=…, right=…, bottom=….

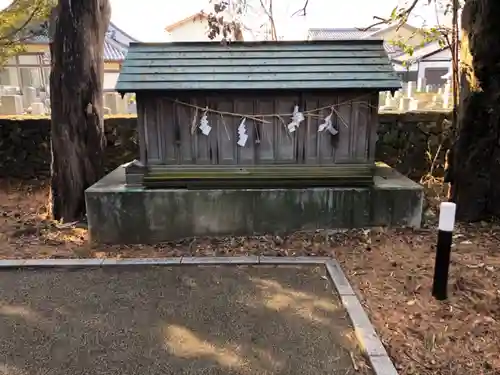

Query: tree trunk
left=451, top=0, right=500, bottom=221
left=49, top=0, right=111, bottom=222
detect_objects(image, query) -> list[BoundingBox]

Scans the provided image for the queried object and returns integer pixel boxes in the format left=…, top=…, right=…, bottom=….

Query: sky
left=0, top=0, right=449, bottom=42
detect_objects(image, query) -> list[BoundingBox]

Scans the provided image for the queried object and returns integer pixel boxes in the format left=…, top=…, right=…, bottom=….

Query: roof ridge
left=106, top=36, right=128, bottom=51
left=165, top=11, right=208, bottom=32
left=109, top=21, right=139, bottom=43
left=308, top=27, right=378, bottom=31
left=129, top=39, right=386, bottom=47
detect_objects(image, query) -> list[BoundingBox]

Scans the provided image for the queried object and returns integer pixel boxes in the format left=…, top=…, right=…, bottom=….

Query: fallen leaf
left=467, top=263, right=485, bottom=269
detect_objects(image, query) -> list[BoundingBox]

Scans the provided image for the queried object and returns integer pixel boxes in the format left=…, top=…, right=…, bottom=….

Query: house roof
left=26, top=22, right=138, bottom=62
left=165, top=12, right=208, bottom=32
left=307, top=28, right=378, bottom=40
left=104, top=38, right=127, bottom=61
left=115, top=40, right=401, bottom=93
left=392, top=40, right=448, bottom=63
left=106, top=22, right=138, bottom=46
left=368, top=23, right=420, bottom=38
left=307, top=27, right=404, bottom=57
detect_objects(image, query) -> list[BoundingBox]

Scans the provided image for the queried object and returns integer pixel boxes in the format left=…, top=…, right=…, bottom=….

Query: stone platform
left=85, top=163, right=423, bottom=244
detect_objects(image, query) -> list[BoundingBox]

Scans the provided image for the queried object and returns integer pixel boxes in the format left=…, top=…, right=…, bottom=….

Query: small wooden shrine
left=116, top=40, right=401, bottom=189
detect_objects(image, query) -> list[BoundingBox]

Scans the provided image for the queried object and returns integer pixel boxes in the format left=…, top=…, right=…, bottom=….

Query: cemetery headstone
left=1, top=95, right=23, bottom=115
left=31, top=102, right=45, bottom=115
left=417, top=77, right=426, bottom=92
left=22, top=86, right=37, bottom=110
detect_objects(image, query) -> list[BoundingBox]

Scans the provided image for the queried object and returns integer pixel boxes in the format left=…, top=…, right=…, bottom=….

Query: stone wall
left=0, top=116, right=138, bottom=180
left=0, top=111, right=452, bottom=181
left=376, top=111, right=452, bottom=180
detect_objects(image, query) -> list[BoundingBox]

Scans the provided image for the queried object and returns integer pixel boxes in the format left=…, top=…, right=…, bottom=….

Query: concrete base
left=85, top=163, right=423, bottom=244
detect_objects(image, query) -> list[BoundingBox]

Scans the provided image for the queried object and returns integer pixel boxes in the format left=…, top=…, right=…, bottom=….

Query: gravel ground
left=0, top=265, right=370, bottom=375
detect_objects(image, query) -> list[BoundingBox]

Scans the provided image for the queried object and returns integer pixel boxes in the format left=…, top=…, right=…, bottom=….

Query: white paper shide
left=237, top=118, right=248, bottom=147
left=198, top=109, right=212, bottom=135
left=318, top=109, right=338, bottom=135
left=287, top=105, right=305, bottom=133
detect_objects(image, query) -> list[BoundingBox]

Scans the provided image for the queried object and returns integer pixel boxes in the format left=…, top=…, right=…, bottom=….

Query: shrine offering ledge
left=85, top=163, right=423, bottom=244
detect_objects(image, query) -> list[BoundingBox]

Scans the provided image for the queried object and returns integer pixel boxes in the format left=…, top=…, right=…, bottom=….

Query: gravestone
left=399, top=97, right=411, bottom=111
left=432, top=95, right=443, bottom=108
left=128, top=101, right=137, bottom=114
left=118, top=96, right=128, bottom=114
left=104, top=92, right=120, bottom=114
left=408, top=98, right=418, bottom=111
left=22, top=86, right=37, bottom=110
left=379, top=92, right=397, bottom=111
left=417, top=77, right=426, bottom=92
left=31, top=102, right=45, bottom=115
left=407, top=81, right=416, bottom=97
left=1, top=95, right=23, bottom=115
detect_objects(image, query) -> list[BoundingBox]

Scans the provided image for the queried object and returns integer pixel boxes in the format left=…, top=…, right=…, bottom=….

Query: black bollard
left=432, top=202, right=456, bottom=301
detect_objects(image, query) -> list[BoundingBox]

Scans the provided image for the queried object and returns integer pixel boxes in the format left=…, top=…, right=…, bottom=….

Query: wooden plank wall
left=138, top=91, right=378, bottom=166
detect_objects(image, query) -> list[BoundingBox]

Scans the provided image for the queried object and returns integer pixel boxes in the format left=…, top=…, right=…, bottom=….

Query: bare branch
left=360, top=16, right=391, bottom=32
left=258, top=0, right=277, bottom=40
left=364, top=0, right=420, bottom=32
left=291, top=0, right=309, bottom=17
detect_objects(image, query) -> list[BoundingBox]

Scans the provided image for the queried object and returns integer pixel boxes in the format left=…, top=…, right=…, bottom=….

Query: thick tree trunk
left=49, top=0, right=111, bottom=221
left=451, top=0, right=500, bottom=221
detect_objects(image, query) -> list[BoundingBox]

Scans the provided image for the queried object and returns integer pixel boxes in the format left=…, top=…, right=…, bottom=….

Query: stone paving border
left=0, top=256, right=398, bottom=375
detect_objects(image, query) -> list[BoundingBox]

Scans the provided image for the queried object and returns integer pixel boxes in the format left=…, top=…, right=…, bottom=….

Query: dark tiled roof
left=116, top=40, right=401, bottom=92
left=25, top=22, right=137, bottom=62
left=382, top=42, right=404, bottom=56
left=104, top=40, right=126, bottom=61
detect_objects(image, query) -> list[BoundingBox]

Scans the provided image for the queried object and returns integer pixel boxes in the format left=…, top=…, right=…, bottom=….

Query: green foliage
left=0, top=0, right=55, bottom=66
left=366, top=0, right=462, bottom=67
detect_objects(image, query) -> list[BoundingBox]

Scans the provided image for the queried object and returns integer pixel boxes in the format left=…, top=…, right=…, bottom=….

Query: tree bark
left=49, top=0, right=111, bottom=222
left=451, top=0, right=500, bottom=221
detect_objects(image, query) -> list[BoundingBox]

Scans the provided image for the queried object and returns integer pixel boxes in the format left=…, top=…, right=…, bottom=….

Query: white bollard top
left=438, top=202, right=456, bottom=232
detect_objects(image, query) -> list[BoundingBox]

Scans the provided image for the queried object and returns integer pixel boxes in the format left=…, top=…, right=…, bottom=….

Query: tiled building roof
left=307, top=28, right=378, bottom=40
left=307, top=27, right=404, bottom=57
left=25, top=22, right=137, bottom=62
left=105, top=42, right=127, bottom=61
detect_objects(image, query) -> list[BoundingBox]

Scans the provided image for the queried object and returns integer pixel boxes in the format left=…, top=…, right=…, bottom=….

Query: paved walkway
left=0, top=265, right=370, bottom=375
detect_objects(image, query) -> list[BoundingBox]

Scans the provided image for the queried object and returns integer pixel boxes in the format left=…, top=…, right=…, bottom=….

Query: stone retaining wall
left=0, top=112, right=452, bottom=181
left=376, top=111, right=452, bottom=180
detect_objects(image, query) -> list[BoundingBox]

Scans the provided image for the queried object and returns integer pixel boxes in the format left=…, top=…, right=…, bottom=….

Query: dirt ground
left=1, top=180, right=500, bottom=375
left=0, top=265, right=369, bottom=375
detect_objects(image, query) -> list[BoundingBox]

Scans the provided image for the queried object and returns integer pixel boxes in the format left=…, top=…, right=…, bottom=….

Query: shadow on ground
left=0, top=265, right=370, bottom=375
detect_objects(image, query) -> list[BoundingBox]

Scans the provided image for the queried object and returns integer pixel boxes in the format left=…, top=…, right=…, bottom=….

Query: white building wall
left=167, top=17, right=257, bottom=42
left=417, top=48, right=452, bottom=81
left=104, top=72, right=120, bottom=91
left=168, top=20, right=218, bottom=42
